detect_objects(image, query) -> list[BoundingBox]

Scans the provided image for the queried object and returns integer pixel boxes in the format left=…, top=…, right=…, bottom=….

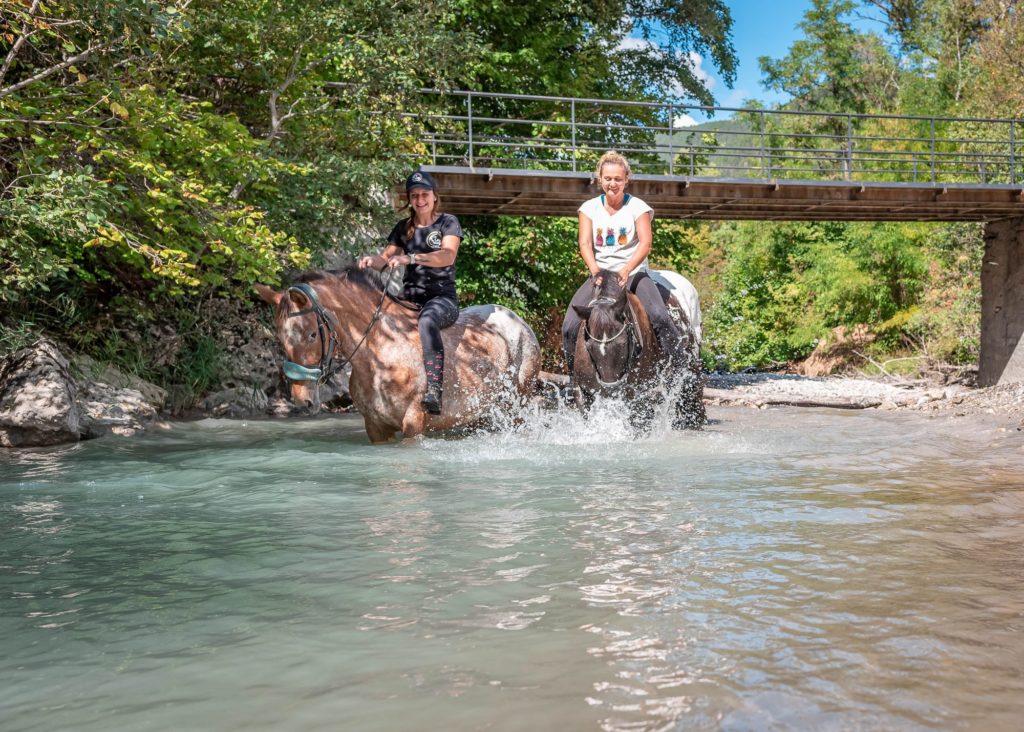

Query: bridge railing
left=406, top=89, right=1020, bottom=186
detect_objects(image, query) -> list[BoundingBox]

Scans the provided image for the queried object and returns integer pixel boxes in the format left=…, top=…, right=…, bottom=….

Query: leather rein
left=281, top=269, right=397, bottom=384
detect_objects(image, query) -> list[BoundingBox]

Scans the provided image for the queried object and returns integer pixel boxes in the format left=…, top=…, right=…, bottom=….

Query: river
left=2, top=403, right=1023, bottom=730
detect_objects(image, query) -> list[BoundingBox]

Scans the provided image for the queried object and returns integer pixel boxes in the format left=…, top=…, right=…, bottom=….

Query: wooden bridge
left=390, top=90, right=1024, bottom=385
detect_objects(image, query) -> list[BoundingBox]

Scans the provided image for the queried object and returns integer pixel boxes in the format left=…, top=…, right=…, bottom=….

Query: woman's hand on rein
left=386, top=254, right=412, bottom=269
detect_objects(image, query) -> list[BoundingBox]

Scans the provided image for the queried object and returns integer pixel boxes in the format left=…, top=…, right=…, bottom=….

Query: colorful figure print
left=618, top=227, right=627, bottom=246
left=605, top=228, right=615, bottom=247
left=594, top=227, right=603, bottom=247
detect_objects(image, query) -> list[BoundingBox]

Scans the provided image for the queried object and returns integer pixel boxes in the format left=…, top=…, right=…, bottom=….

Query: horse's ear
left=254, top=284, right=282, bottom=307
left=287, top=288, right=311, bottom=309
left=573, top=304, right=593, bottom=320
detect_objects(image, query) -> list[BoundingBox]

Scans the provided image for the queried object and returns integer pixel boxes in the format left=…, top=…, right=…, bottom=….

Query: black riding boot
left=421, top=382, right=443, bottom=415
left=561, top=353, right=576, bottom=403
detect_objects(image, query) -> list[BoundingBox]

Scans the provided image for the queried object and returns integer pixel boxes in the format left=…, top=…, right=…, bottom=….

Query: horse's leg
left=401, top=408, right=427, bottom=439
left=365, top=418, right=398, bottom=444
left=672, top=367, right=707, bottom=430
left=629, top=389, right=657, bottom=434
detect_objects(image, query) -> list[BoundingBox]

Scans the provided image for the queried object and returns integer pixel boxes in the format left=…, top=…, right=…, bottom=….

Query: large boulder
left=0, top=340, right=81, bottom=447
left=0, top=340, right=168, bottom=447
left=77, top=379, right=165, bottom=439
left=74, top=354, right=168, bottom=409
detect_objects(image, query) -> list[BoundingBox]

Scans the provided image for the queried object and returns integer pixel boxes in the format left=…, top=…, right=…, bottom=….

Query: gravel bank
left=706, top=372, right=1024, bottom=426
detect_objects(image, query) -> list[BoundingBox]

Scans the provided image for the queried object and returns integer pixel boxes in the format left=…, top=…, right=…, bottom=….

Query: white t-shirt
left=578, top=194, right=654, bottom=274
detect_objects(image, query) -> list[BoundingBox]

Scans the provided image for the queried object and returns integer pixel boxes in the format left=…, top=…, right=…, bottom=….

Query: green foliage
left=906, top=223, right=982, bottom=364
left=702, top=220, right=932, bottom=369
left=458, top=217, right=584, bottom=331
left=450, top=0, right=736, bottom=106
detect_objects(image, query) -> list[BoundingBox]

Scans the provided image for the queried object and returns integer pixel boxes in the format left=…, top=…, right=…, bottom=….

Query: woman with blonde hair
left=560, top=151, right=686, bottom=380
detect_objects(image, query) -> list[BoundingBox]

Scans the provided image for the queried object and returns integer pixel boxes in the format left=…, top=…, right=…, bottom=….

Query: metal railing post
left=1011, top=120, right=1016, bottom=185
left=571, top=98, right=577, bottom=172
left=667, top=103, right=674, bottom=175
left=930, top=118, right=936, bottom=184
left=467, top=92, right=474, bottom=169
left=846, top=114, right=853, bottom=181
left=760, top=111, right=768, bottom=178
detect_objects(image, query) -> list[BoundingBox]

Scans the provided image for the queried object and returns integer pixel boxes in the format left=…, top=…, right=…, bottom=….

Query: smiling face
left=599, top=163, right=628, bottom=200
left=408, top=187, right=437, bottom=221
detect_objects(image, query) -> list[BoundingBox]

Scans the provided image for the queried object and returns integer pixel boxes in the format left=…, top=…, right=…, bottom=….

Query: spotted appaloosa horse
left=570, top=269, right=706, bottom=430
left=256, top=268, right=541, bottom=443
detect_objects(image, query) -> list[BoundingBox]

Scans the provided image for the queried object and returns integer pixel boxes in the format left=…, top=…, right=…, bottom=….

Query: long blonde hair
left=595, top=150, right=632, bottom=179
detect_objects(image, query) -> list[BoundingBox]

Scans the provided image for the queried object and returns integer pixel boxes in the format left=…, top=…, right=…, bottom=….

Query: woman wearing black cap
left=358, top=170, right=462, bottom=415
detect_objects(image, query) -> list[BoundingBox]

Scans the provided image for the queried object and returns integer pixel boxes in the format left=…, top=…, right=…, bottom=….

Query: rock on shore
left=0, top=339, right=167, bottom=447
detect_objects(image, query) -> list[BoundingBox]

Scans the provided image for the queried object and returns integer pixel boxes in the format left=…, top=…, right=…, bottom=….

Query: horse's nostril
left=303, top=399, right=315, bottom=410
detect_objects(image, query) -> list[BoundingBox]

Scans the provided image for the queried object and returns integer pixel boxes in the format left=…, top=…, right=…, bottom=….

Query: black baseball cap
left=405, top=170, right=437, bottom=192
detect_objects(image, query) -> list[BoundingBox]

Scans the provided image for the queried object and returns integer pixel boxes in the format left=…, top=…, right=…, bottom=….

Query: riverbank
left=706, top=372, right=1024, bottom=427
left=4, top=334, right=1022, bottom=448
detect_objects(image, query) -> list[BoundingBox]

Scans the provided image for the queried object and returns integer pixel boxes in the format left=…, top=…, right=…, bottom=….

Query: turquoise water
left=2, top=404, right=1024, bottom=731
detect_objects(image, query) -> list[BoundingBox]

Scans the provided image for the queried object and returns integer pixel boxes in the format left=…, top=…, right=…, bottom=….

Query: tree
left=449, top=0, right=737, bottom=106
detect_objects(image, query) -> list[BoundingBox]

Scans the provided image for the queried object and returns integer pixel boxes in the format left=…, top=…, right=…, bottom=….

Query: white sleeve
left=630, top=196, right=653, bottom=222
left=578, top=196, right=599, bottom=218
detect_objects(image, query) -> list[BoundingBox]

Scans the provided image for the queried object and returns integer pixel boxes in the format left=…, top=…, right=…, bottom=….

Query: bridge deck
left=415, top=166, right=1024, bottom=222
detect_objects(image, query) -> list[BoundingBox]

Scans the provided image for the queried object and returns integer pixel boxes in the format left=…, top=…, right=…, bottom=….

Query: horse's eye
left=308, top=332, right=318, bottom=341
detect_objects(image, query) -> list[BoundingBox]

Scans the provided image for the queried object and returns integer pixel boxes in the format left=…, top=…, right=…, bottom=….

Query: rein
left=582, top=296, right=642, bottom=388
left=282, top=269, right=395, bottom=385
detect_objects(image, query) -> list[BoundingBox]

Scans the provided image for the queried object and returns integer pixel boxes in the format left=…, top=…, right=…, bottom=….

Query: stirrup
left=421, top=385, right=443, bottom=415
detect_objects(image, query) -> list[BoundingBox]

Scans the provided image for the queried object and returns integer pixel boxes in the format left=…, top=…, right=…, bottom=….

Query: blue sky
left=683, top=0, right=889, bottom=121
left=709, top=0, right=816, bottom=110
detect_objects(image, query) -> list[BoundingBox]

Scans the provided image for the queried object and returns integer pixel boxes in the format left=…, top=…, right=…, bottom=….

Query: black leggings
left=418, top=296, right=459, bottom=389
left=561, top=272, right=683, bottom=367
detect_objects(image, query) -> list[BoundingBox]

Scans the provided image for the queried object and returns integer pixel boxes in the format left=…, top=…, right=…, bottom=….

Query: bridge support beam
left=980, top=218, right=1024, bottom=385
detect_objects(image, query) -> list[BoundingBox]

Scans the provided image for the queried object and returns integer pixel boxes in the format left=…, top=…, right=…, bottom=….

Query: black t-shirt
left=386, top=213, right=462, bottom=302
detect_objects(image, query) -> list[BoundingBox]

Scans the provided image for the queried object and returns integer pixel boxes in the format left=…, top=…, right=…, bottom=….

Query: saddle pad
left=648, top=269, right=702, bottom=346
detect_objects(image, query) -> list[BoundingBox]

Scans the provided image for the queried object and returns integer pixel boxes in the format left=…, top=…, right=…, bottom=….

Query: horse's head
left=572, top=271, right=636, bottom=389
left=256, top=280, right=339, bottom=414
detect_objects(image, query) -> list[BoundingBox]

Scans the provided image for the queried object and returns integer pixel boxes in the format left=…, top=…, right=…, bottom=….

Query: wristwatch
left=410, top=253, right=418, bottom=265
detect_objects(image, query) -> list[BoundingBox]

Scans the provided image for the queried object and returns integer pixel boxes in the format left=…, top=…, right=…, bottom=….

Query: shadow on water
left=2, top=404, right=1024, bottom=731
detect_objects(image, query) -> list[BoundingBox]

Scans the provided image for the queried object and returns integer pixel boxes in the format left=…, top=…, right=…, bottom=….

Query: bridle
left=582, top=296, right=642, bottom=388
left=281, top=269, right=395, bottom=385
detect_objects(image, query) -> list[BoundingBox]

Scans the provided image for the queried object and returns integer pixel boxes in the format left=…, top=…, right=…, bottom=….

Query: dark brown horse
left=256, top=268, right=541, bottom=443
left=570, top=269, right=706, bottom=430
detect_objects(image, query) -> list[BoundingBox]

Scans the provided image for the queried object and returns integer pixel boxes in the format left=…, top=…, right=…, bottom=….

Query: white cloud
left=686, top=52, right=714, bottom=91
left=616, top=38, right=717, bottom=102
left=617, top=36, right=655, bottom=53
left=673, top=113, right=699, bottom=128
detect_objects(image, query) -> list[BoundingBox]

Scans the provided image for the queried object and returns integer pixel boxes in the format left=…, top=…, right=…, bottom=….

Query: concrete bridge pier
left=981, top=218, right=1024, bottom=385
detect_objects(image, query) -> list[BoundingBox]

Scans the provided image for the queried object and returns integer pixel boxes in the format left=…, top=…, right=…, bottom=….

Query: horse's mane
left=294, top=266, right=388, bottom=293
left=589, top=270, right=626, bottom=332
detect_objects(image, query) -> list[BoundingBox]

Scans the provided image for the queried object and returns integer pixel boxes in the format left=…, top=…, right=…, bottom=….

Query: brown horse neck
left=319, top=277, right=419, bottom=363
